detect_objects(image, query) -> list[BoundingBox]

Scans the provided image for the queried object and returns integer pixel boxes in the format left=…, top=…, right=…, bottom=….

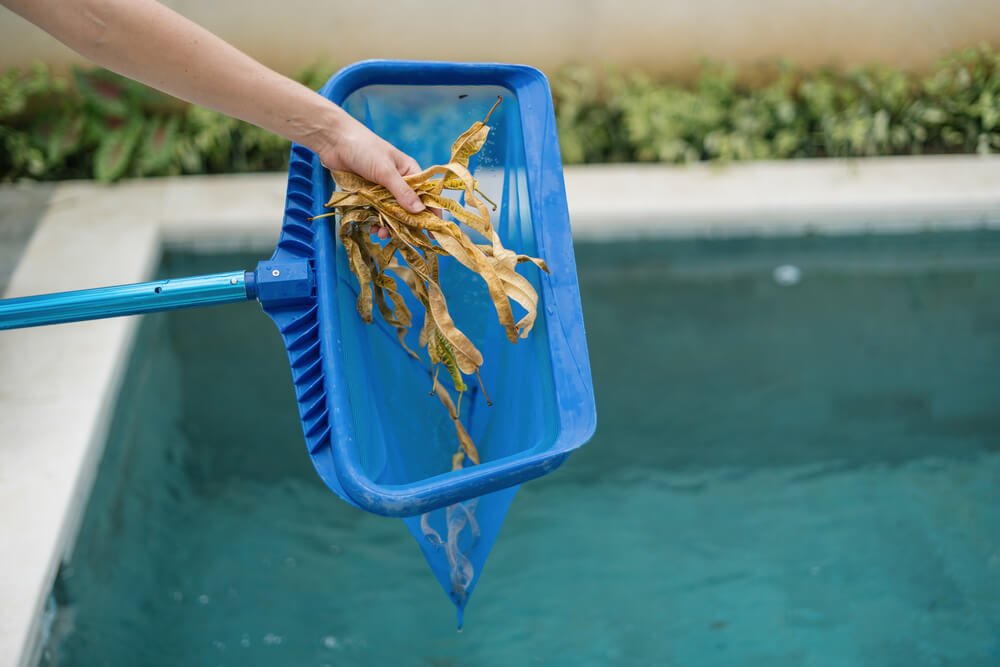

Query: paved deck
left=0, top=184, right=56, bottom=296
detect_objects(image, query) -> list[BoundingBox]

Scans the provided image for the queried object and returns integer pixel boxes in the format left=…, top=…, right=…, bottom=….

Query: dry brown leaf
left=321, top=97, right=545, bottom=477
left=331, top=170, right=375, bottom=193
left=433, top=377, right=481, bottom=466
left=449, top=96, right=501, bottom=169
left=419, top=192, right=490, bottom=235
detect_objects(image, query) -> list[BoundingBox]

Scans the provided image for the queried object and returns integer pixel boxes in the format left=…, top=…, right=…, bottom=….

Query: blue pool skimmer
left=0, top=60, right=597, bottom=624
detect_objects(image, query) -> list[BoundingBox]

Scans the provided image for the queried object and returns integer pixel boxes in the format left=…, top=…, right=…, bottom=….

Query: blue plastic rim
left=261, top=60, right=597, bottom=518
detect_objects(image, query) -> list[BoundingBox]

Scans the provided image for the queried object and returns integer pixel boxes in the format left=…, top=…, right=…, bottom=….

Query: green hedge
left=1, top=46, right=998, bottom=182
left=0, top=64, right=333, bottom=182
left=554, top=44, right=1000, bottom=164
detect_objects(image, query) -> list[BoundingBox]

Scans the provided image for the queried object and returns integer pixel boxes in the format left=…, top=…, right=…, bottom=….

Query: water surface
left=42, top=231, right=1000, bottom=666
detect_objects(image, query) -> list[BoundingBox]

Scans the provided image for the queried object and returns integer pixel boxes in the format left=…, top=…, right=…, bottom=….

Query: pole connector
left=250, top=259, right=315, bottom=308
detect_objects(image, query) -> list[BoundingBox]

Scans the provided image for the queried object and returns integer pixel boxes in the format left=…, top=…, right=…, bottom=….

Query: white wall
left=0, top=0, right=998, bottom=76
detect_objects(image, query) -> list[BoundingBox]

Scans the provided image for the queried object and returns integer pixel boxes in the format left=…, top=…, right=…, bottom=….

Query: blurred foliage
left=0, top=63, right=321, bottom=182
left=553, top=43, right=1000, bottom=164
left=2, top=45, right=999, bottom=182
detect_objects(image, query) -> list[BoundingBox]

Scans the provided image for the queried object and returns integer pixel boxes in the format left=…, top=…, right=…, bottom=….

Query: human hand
left=315, top=111, right=426, bottom=240
left=0, top=0, right=433, bottom=242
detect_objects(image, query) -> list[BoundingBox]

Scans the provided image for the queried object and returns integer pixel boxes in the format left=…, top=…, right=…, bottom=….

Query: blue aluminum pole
left=0, top=270, right=252, bottom=330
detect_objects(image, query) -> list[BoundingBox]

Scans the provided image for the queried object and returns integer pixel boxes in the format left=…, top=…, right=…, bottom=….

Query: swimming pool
left=39, top=230, right=1000, bottom=665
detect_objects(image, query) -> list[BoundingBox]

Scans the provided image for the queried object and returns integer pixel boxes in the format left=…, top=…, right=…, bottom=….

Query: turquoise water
left=42, top=232, right=1000, bottom=666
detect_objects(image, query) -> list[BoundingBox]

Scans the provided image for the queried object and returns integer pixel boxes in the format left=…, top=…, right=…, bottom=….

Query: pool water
left=41, top=231, right=1000, bottom=666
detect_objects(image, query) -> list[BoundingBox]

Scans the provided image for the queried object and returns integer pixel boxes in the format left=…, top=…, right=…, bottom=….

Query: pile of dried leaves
left=310, top=98, right=548, bottom=473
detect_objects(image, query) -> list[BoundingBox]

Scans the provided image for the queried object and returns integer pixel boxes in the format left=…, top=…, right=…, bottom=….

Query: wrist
left=293, top=92, right=352, bottom=164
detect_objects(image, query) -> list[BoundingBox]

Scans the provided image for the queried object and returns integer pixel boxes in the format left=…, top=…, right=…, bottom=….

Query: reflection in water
left=420, top=497, right=481, bottom=628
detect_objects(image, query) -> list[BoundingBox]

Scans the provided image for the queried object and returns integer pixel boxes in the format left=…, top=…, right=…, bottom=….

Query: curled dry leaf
left=308, top=96, right=549, bottom=476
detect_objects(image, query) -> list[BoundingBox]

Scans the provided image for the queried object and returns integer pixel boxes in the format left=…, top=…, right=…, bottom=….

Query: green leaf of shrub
left=135, top=115, right=179, bottom=176
left=94, top=118, right=143, bottom=182
left=47, top=114, right=85, bottom=165
left=73, top=67, right=131, bottom=117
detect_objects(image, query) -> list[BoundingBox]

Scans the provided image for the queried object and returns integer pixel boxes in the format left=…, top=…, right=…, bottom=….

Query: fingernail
left=411, top=200, right=426, bottom=213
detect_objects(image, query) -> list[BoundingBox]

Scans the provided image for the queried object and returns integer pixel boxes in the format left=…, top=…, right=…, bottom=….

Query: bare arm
left=0, top=0, right=425, bottom=215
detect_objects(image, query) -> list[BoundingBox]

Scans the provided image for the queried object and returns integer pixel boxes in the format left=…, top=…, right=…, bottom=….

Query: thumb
left=382, top=169, right=425, bottom=214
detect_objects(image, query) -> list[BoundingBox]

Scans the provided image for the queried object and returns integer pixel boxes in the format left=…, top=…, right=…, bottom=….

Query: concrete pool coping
left=2, top=155, right=999, bottom=666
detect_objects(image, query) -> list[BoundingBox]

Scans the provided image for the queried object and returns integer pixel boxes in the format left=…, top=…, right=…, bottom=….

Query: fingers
left=396, top=154, right=445, bottom=220
left=321, top=125, right=425, bottom=215
left=379, top=165, right=425, bottom=215
left=388, top=152, right=425, bottom=214
left=395, top=151, right=422, bottom=177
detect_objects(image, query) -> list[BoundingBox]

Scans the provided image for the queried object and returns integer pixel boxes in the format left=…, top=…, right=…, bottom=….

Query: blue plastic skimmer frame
left=0, top=60, right=596, bottom=621
left=300, top=61, right=596, bottom=517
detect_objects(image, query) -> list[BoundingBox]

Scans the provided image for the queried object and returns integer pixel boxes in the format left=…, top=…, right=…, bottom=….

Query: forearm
left=2, top=0, right=426, bottom=212
left=1, top=0, right=349, bottom=156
